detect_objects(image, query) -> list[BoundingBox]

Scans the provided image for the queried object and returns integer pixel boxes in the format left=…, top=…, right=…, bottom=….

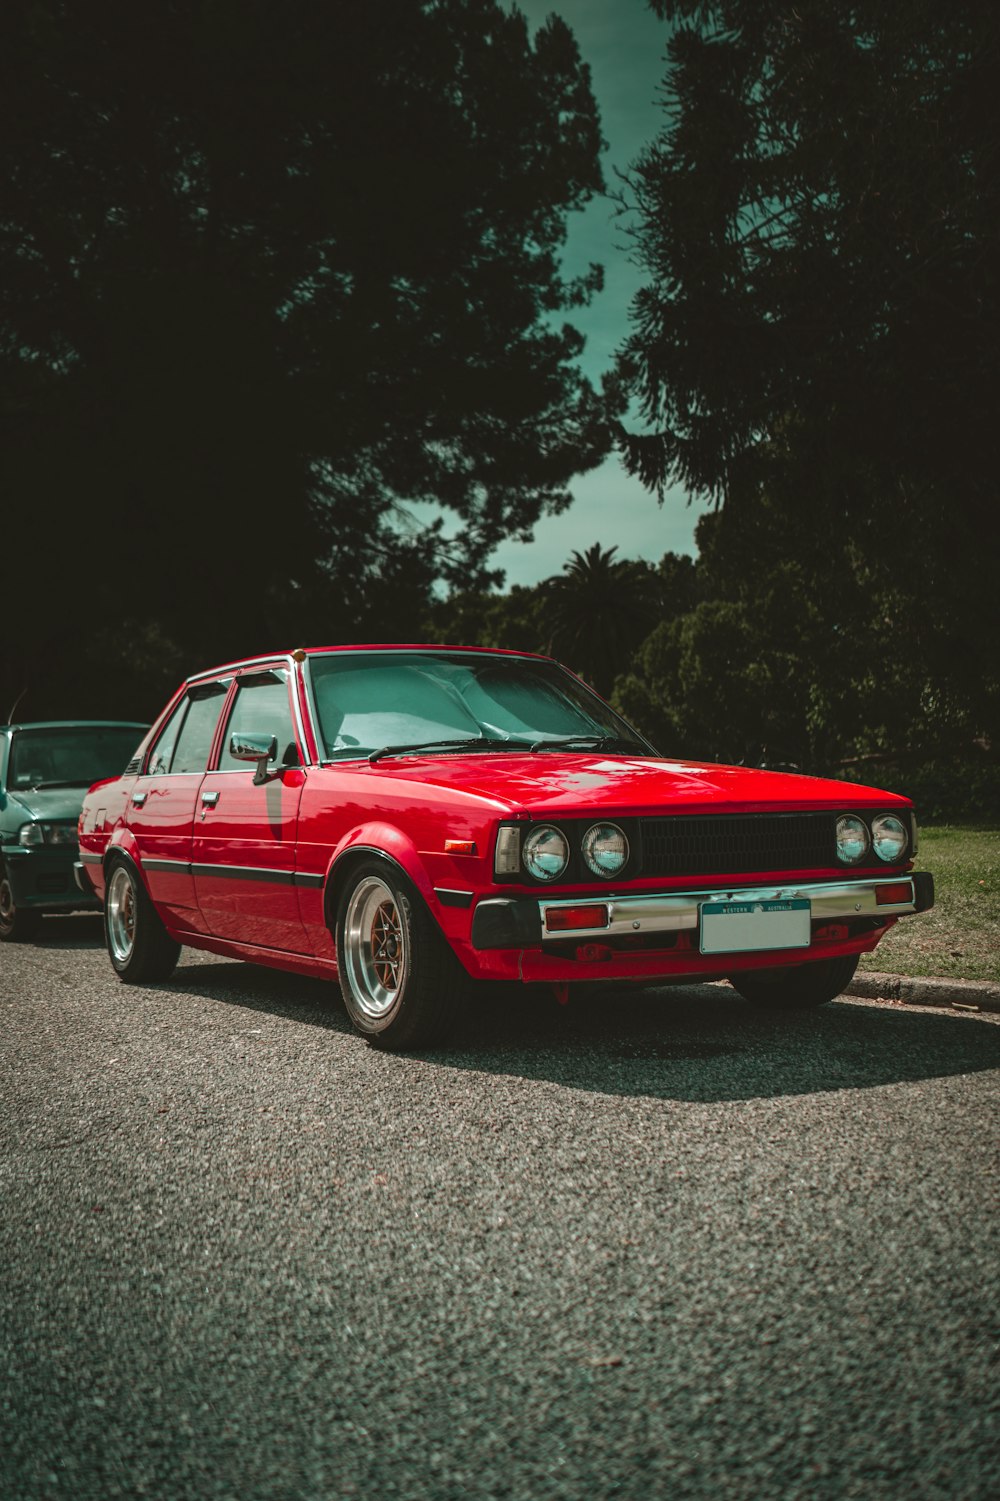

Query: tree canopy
left=610, top=0, right=1000, bottom=764
left=1, top=0, right=608, bottom=717
left=618, top=0, right=1000, bottom=516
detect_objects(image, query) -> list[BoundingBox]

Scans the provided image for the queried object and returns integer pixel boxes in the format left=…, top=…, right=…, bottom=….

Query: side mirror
left=229, top=731, right=279, bottom=785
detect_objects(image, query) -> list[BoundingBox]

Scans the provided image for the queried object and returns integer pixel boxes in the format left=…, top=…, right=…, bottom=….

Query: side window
left=218, top=671, right=298, bottom=771
left=170, top=683, right=230, bottom=775
left=145, top=698, right=187, bottom=777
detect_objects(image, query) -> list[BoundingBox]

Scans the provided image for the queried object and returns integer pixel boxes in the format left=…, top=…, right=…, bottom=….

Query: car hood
left=2, top=787, right=87, bottom=826
left=359, top=751, right=910, bottom=816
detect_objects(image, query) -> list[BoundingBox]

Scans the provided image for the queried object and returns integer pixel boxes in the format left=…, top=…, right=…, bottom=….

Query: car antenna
left=6, top=686, right=28, bottom=724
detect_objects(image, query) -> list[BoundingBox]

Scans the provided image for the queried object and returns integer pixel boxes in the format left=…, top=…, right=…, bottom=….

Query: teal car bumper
left=0, top=844, right=100, bottom=912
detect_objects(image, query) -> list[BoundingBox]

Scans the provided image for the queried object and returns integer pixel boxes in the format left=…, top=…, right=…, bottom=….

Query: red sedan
left=77, top=645, right=933, bottom=1049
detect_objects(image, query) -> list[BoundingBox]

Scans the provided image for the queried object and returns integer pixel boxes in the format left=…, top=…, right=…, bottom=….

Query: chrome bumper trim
left=538, top=877, right=918, bottom=941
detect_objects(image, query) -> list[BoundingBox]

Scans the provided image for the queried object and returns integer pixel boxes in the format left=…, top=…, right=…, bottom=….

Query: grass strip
left=858, top=825, right=1000, bottom=984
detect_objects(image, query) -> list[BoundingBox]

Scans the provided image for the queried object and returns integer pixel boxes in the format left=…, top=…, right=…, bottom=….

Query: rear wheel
left=336, top=861, right=464, bottom=1050
left=0, top=865, right=43, bottom=943
left=729, top=953, right=859, bottom=1009
left=104, top=859, right=181, bottom=983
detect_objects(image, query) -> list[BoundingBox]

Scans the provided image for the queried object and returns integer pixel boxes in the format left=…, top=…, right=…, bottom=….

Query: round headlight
left=522, top=825, right=569, bottom=882
left=871, top=813, right=908, bottom=863
left=836, top=814, right=870, bottom=864
left=581, top=823, right=629, bottom=878
left=18, top=823, right=43, bottom=847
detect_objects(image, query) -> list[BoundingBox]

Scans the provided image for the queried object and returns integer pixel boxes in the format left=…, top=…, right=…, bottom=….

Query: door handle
left=201, top=791, right=220, bottom=807
left=131, top=791, right=147, bottom=806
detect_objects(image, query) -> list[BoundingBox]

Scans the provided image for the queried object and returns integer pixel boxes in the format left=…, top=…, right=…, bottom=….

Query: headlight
left=522, top=825, right=569, bottom=882
left=871, top=813, right=908, bottom=863
left=835, top=815, right=870, bottom=864
left=18, top=822, right=76, bottom=847
left=581, top=822, right=629, bottom=878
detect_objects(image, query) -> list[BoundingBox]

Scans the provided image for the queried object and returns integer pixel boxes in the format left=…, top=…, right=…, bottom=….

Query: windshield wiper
left=529, top=734, right=646, bottom=753
left=367, top=737, right=534, bottom=764
left=27, top=779, right=93, bottom=790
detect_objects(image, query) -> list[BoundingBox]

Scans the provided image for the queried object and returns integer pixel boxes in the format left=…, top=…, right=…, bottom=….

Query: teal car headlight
left=18, top=822, right=77, bottom=847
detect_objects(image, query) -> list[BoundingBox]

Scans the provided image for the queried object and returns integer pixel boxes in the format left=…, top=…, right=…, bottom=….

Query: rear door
left=125, top=680, right=230, bottom=933
left=191, top=667, right=309, bottom=953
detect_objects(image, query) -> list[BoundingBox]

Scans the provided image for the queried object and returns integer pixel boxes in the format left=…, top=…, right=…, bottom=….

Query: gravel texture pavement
left=2, top=916, right=998, bottom=1501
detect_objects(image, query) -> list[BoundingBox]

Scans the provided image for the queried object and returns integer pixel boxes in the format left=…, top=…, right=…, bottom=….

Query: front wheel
left=0, top=865, right=43, bottom=943
left=104, top=859, right=181, bottom=983
left=729, top=953, right=859, bottom=1009
left=336, top=861, right=464, bottom=1050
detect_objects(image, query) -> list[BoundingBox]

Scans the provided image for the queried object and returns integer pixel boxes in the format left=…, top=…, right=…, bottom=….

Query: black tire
left=104, top=858, right=181, bottom=983
left=335, top=859, right=464, bottom=1050
left=729, top=953, right=859, bottom=1009
left=0, top=864, right=43, bottom=943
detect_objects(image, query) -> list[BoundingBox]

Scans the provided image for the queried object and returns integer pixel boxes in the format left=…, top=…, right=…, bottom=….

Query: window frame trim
left=208, top=663, right=309, bottom=775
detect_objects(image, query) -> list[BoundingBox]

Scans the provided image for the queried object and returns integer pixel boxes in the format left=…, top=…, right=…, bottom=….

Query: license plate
left=699, top=898, right=811, bottom=955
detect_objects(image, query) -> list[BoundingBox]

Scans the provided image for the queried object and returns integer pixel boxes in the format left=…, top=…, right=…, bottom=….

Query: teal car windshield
left=309, top=651, right=653, bottom=761
left=6, top=728, right=144, bottom=791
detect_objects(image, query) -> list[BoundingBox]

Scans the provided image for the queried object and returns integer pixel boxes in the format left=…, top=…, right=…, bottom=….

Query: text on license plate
left=699, top=898, right=811, bottom=955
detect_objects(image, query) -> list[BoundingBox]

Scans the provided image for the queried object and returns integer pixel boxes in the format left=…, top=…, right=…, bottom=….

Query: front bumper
left=471, top=872, right=934, bottom=950
left=0, top=844, right=100, bottom=912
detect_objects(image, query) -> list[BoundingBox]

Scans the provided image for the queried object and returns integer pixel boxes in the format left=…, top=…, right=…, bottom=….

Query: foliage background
left=3, top=0, right=997, bottom=820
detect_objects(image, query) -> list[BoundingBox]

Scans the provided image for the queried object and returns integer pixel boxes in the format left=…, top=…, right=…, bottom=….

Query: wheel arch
left=102, top=836, right=152, bottom=900
left=323, top=833, right=437, bottom=935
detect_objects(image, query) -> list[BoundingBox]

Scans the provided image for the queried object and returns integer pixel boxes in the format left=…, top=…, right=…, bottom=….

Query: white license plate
left=699, top=898, right=811, bottom=955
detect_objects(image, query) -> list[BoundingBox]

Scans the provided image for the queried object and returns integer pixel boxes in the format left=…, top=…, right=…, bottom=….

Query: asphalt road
left=2, top=917, right=998, bottom=1501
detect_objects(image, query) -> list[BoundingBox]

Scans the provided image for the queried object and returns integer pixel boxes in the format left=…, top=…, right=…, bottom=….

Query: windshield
left=6, top=727, right=145, bottom=790
left=308, top=651, right=654, bottom=761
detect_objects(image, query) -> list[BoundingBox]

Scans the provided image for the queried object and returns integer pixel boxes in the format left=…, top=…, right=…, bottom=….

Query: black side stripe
left=142, top=857, right=324, bottom=888
left=191, top=863, right=295, bottom=886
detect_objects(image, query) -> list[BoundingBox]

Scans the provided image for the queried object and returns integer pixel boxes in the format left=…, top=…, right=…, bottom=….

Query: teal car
left=0, top=721, right=147, bottom=941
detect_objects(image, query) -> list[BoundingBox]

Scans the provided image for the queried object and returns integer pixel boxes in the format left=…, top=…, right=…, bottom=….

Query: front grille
left=640, top=813, right=834, bottom=877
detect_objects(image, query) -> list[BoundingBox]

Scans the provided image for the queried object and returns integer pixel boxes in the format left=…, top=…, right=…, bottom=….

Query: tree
left=611, top=1, right=1000, bottom=757
left=542, top=543, right=666, bottom=697
left=613, top=482, right=1000, bottom=788
left=0, top=0, right=608, bottom=717
left=426, top=581, right=551, bottom=658
left=617, top=0, right=1000, bottom=512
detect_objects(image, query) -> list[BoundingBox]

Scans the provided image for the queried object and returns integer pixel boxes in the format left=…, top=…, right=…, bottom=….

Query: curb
left=847, top=970, right=1000, bottom=1016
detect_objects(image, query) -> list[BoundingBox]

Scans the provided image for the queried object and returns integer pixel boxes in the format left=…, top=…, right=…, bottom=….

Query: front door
left=191, top=667, right=309, bottom=953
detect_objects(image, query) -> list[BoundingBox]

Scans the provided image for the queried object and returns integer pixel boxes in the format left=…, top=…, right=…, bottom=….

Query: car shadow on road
left=428, top=981, right=1000, bottom=1102
left=118, top=947, right=1000, bottom=1104
left=34, top=913, right=105, bottom=947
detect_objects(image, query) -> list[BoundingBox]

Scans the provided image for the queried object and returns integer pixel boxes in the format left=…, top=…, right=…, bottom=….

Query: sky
left=483, top=5, right=708, bottom=591
left=413, top=0, right=711, bottom=589
left=495, top=0, right=714, bottom=584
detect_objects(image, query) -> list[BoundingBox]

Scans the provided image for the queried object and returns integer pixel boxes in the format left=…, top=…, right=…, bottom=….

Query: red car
left=77, top=645, right=933, bottom=1049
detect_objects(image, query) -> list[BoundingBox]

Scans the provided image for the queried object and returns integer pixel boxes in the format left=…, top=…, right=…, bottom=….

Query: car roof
left=3, top=720, right=148, bottom=733
left=185, top=644, right=551, bottom=683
